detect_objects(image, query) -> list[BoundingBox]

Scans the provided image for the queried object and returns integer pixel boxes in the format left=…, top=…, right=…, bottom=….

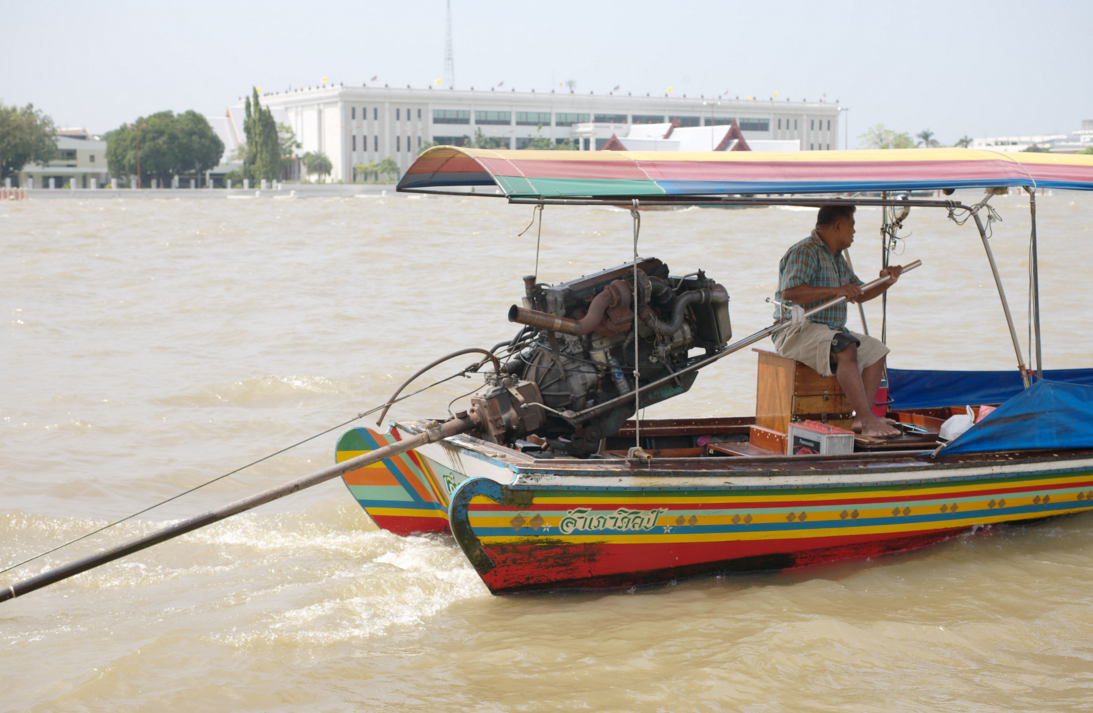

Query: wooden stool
left=753, top=348, right=853, bottom=434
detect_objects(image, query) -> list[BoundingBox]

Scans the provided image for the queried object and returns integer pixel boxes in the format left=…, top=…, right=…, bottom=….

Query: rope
left=0, top=366, right=476, bottom=576
left=631, top=199, right=642, bottom=450
left=518, top=204, right=545, bottom=277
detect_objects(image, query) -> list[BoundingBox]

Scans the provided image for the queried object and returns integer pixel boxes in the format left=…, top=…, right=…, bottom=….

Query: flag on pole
left=666, top=86, right=674, bottom=93
left=773, top=91, right=779, bottom=97
left=322, top=77, right=329, bottom=84
left=434, top=78, right=443, bottom=85
left=613, top=85, right=620, bottom=91
left=371, top=75, right=378, bottom=81
left=498, top=81, right=504, bottom=87
left=255, top=87, right=262, bottom=93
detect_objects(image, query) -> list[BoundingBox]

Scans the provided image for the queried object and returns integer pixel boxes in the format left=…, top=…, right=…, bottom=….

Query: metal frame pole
left=972, top=212, right=1030, bottom=388
left=1026, top=188, right=1043, bottom=378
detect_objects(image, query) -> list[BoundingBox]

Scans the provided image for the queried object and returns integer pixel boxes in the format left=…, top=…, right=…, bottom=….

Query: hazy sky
left=4, top=0, right=1090, bottom=147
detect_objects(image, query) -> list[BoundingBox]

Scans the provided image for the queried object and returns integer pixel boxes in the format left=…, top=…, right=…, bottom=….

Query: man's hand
left=880, top=265, right=903, bottom=286
left=836, top=282, right=865, bottom=303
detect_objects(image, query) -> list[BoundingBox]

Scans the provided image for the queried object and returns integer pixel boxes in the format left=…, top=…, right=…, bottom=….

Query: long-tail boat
left=336, top=147, right=1093, bottom=593
left=7, top=148, right=1093, bottom=605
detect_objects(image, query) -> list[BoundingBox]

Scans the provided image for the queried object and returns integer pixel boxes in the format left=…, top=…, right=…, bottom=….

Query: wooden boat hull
left=448, top=456, right=1093, bottom=593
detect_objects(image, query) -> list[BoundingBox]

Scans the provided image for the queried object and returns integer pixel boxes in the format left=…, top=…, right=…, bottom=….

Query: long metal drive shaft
left=1, top=416, right=476, bottom=604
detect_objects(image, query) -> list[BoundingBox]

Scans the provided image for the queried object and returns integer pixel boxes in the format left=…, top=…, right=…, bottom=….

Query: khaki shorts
left=774, top=320, right=889, bottom=378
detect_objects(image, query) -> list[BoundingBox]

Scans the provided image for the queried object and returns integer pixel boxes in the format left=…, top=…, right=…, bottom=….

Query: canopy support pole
left=972, top=212, right=1031, bottom=389
left=1025, top=188, right=1043, bottom=378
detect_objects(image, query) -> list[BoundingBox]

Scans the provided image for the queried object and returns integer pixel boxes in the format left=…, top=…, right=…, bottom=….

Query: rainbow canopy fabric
left=398, top=146, right=1093, bottom=199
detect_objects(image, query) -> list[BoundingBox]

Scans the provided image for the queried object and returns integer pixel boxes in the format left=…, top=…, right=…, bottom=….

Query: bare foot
left=853, top=415, right=901, bottom=438
left=852, top=416, right=901, bottom=433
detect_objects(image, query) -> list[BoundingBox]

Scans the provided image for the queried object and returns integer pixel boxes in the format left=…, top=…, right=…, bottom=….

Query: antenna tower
left=444, top=0, right=455, bottom=89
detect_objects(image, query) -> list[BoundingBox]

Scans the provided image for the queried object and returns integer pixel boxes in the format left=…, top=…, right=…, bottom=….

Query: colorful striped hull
left=336, top=427, right=466, bottom=535
left=449, top=460, right=1093, bottom=593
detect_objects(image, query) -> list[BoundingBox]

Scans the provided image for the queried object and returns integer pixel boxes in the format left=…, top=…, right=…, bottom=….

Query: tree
left=417, top=141, right=440, bottom=155
left=916, top=129, right=940, bottom=148
left=301, top=151, right=333, bottom=181
left=0, top=103, right=58, bottom=179
left=954, top=136, right=973, bottom=149
left=1022, top=144, right=1051, bottom=153
left=1081, top=147, right=1093, bottom=155
left=859, top=124, right=915, bottom=150
left=520, top=136, right=574, bottom=150
left=105, top=110, right=223, bottom=186
left=243, top=88, right=281, bottom=182
left=464, top=129, right=509, bottom=149
left=353, top=161, right=376, bottom=181
left=375, top=156, right=399, bottom=180
left=277, top=122, right=300, bottom=172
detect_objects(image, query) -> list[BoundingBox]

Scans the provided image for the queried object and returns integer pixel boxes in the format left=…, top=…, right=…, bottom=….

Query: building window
left=594, top=114, right=627, bottom=123
left=738, top=118, right=770, bottom=132
left=352, top=107, right=356, bottom=120
left=631, top=115, right=665, bottom=124
left=475, top=110, right=511, bottom=125
left=397, top=136, right=400, bottom=151
left=705, top=117, right=735, bottom=126
left=516, top=111, right=551, bottom=125
left=434, top=136, right=469, bottom=146
left=515, top=137, right=536, bottom=149
left=795, top=119, right=798, bottom=130
left=433, top=109, right=471, bottom=124
left=418, top=136, right=422, bottom=147
left=810, top=143, right=814, bottom=150
left=417, top=109, right=421, bottom=119
left=673, top=116, right=701, bottom=127
left=352, top=135, right=356, bottom=151
left=374, top=135, right=378, bottom=151
left=554, top=113, right=590, bottom=127
left=396, top=108, right=400, bottom=121
left=827, top=143, right=830, bottom=150
left=90, top=154, right=95, bottom=162
left=406, top=108, right=410, bottom=121
left=777, top=118, right=782, bottom=130
left=811, top=119, right=815, bottom=130
left=374, top=107, right=377, bottom=120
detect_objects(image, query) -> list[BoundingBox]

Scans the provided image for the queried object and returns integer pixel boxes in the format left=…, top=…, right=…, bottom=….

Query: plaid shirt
left=774, top=231, right=863, bottom=330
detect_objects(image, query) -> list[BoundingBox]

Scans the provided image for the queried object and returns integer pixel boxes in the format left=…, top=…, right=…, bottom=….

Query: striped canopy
left=398, top=147, right=1093, bottom=199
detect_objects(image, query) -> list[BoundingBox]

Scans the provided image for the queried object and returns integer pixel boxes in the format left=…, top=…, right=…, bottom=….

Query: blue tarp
left=941, top=380, right=1093, bottom=455
left=889, top=368, right=1093, bottom=410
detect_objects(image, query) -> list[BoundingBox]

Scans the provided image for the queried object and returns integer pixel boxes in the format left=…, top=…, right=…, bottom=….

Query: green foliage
left=224, top=170, right=243, bottom=185
left=954, top=135, right=973, bottom=148
left=858, top=124, right=915, bottom=150
left=417, top=141, right=440, bottom=155
left=916, top=129, right=940, bottom=148
left=463, top=129, right=509, bottom=150
left=1022, top=144, right=1052, bottom=153
left=301, top=151, right=333, bottom=181
left=1080, top=147, right=1093, bottom=155
left=0, top=102, right=58, bottom=178
left=520, top=136, right=574, bottom=150
left=241, top=88, right=281, bottom=182
left=277, top=122, right=300, bottom=170
left=106, top=110, right=224, bottom=186
left=375, top=156, right=399, bottom=180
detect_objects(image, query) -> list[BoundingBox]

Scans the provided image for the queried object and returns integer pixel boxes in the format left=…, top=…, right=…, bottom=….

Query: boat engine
left=466, top=258, right=731, bottom=456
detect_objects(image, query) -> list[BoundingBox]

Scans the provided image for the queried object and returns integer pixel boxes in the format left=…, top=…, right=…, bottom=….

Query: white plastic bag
left=939, top=406, right=976, bottom=441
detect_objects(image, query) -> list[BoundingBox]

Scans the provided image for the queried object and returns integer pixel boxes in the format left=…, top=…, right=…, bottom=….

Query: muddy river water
left=3, top=190, right=1093, bottom=711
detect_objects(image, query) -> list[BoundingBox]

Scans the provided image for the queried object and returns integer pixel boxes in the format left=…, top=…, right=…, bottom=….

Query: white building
left=973, top=120, right=1093, bottom=154
left=17, top=128, right=110, bottom=189
left=244, top=84, right=842, bottom=182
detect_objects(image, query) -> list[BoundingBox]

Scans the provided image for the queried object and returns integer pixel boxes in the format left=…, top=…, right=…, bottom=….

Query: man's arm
left=859, top=265, right=903, bottom=302
left=783, top=265, right=903, bottom=305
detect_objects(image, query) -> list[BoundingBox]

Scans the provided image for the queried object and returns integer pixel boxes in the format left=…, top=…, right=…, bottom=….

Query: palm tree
left=916, top=129, right=940, bottom=148
left=301, top=151, right=333, bottom=182
left=954, top=136, right=973, bottom=149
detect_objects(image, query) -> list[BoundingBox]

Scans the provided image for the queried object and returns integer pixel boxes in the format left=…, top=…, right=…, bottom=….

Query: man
left=774, top=204, right=903, bottom=438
